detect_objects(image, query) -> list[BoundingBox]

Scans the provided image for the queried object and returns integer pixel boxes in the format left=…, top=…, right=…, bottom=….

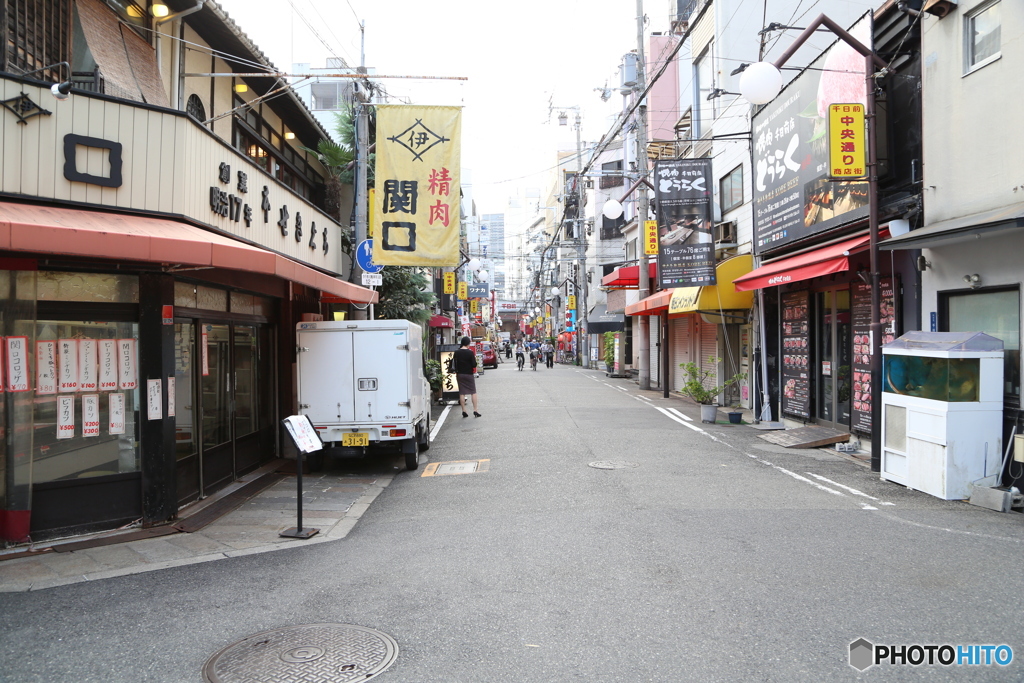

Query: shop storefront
left=735, top=232, right=915, bottom=435
left=0, top=74, right=375, bottom=543
left=625, top=255, right=753, bottom=399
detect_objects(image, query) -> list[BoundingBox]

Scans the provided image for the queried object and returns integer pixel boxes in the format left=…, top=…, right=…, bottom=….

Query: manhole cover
left=202, top=623, right=399, bottom=683
left=589, top=461, right=639, bottom=470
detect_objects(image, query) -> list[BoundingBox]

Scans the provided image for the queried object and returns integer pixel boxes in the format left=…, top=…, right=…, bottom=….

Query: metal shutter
left=699, top=319, right=718, bottom=388
left=671, top=316, right=691, bottom=392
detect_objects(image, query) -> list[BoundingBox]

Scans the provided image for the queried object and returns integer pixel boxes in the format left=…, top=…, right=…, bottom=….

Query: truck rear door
left=353, top=327, right=410, bottom=423
left=297, top=329, right=355, bottom=424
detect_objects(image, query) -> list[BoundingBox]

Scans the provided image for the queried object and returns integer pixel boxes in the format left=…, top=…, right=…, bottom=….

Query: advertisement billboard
left=653, top=158, right=716, bottom=288
left=752, top=15, right=872, bottom=255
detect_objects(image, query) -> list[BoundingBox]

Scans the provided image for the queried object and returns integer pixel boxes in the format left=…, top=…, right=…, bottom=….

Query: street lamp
left=739, top=14, right=887, bottom=472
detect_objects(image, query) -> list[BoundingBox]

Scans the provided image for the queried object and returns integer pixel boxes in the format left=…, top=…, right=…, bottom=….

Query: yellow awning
left=667, top=254, right=754, bottom=315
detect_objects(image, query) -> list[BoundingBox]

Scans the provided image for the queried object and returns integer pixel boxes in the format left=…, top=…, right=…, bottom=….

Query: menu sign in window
left=850, top=278, right=897, bottom=433
left=781, top=290, right=811, bottom=418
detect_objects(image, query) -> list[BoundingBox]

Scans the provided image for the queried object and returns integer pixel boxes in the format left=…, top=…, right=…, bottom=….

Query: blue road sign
left=356, top=239, right=384, bottom=274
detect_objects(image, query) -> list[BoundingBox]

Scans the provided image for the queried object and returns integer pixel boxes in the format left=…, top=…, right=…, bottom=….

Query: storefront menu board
left=850, top=278, right=897, bottom=433
left=751, top=15, right=872, bottom=255
left=781, top=290, right=811, bottom=418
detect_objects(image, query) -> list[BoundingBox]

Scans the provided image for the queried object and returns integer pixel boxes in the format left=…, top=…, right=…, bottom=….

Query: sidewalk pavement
left=0, top=462, right=395, bottom=593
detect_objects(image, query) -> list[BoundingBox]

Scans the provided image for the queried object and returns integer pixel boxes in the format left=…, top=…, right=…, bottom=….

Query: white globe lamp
left=738, top=62, right=784, bottom=105
left=602, top=199, right=624, bottom=220
left=550, top=287, right=559, bottom=296
left=466, top=258, right=482, bottom=271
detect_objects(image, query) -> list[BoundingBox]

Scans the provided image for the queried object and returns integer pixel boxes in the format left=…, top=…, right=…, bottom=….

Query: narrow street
left=1, top=362, right=1022, bottom=681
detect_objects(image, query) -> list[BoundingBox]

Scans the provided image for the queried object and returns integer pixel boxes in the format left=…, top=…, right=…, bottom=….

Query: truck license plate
left=342, top=432, right=369, bottom=447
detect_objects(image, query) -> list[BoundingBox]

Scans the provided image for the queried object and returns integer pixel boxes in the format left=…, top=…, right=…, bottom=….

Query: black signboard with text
left=850, top=278, right=897, bottom=433
left=781, top=290, right=811, bottom=418
left=654, top=158, right=716, bottom=288
left=752, top=15, right=873, bottom=255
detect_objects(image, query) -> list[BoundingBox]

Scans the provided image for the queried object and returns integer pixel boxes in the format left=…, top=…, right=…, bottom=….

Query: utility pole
left=351, top=55, right=369, bottom=318
left=635, top=0, right=651, bottom=390
left=573, top=111, right=589, bottom=368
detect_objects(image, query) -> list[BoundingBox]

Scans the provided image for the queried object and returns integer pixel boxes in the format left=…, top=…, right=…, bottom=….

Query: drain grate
left=202, top=623, right=398, bottom=683
left=589, top=461, right=639, bottom=470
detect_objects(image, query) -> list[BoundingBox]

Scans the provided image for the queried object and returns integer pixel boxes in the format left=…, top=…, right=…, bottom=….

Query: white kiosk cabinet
left=881, top=331, right=1004, bottom=500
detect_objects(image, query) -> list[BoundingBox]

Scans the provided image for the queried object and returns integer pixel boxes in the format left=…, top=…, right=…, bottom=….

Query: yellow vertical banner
left=567, top=295, right=576, bottom=310
left=644, top=220, right=660, bottom=255
left=827, top=103, right=866, bottom=179
left=443, top=272, right=456, bottom=294
left=470, top=300, right=478, bottom=314
left=372, top=105, right=462, bottom=266
left=457, top=281, right=468, bottom=300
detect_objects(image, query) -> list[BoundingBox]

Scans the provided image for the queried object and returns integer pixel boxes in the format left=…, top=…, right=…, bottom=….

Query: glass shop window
left=34, top=272, right=139, bottom=303
left=944, top=287, right=1020, bottom=397
left=31, top=321, right=141, bottom=483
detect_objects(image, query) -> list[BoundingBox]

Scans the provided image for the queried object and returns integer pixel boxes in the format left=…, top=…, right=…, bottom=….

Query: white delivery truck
left=295, top=319, right=431, bottom=471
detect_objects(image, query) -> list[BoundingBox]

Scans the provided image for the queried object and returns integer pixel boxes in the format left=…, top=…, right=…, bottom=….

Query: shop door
left=200, top=324, right=235, bottom=494
left=177, top=322, right=273, bottom=502
left=815, top=290, right=852, bottom=430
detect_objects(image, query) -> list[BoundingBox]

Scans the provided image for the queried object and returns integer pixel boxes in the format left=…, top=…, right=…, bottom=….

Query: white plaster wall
left=921, top=234, right=1024, bottom=334
left=921, top=0, right=1024, bottom=224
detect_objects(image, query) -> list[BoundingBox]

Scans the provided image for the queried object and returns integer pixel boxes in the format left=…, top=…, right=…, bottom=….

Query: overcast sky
left=214, top=0, right=645, bottom=214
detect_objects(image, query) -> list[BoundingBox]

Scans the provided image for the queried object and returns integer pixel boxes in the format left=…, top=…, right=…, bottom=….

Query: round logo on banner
left=356, top=240, right=384, bottom=274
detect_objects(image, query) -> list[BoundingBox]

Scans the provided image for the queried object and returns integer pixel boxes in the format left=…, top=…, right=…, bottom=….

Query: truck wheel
left=419, top=418, right=431, bottom=452
left=404, top=439, right=420, bottom=471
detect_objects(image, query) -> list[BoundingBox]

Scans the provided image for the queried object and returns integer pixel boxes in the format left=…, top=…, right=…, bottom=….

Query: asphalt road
left=1, top=363, right=1023, bottom=682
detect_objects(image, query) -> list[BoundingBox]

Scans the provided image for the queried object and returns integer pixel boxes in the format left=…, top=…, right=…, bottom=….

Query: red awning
left=429, top=314, right=453, bottom=328
left=601, top=261, right=658, bottom=289
left=625, top=289, right=672, bottom=316
left=0, top=202, right=377, bottom=303
left=733, top=232, right=884, bottom=292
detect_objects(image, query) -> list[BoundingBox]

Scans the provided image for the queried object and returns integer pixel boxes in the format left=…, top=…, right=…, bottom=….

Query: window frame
left=719, top=164, right=744, bottom=213
left=693, top=46, right=715, bottom=138
left=963, top=0, right=1001, bottom=75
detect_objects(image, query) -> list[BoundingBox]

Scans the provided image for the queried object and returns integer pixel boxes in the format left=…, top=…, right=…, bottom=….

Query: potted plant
left=678, top=357, right=747, bottom=423
left=726, top=403, right=744, bottom=424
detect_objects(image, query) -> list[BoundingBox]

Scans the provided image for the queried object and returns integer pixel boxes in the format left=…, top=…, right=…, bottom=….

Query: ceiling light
left=150, top=3, right=170, bottom=18
left=234, top=83, right=248, bottom=93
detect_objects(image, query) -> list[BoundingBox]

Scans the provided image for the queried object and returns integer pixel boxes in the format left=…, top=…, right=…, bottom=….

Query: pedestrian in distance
left=542, top=340, right=554, bottom=368
left=453, top=336, right=481, bottom=417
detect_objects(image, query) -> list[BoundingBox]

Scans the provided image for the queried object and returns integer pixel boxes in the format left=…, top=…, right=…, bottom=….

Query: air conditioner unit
left=714, top=221, right=736, bottom=245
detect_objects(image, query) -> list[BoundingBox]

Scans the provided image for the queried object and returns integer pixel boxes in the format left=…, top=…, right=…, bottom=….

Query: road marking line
left=666, top=407, right=692, bottom=421
left=744, top=453, right=846, bottom=497
left=614, top=385, right=628, bottom=392
left=655, top=406, right=705, bottom=433
left=638, top=395, right=652, bottom=401
left=805, top=473, right=895, bottom=506
left=430, top=404, right=452, bottom=441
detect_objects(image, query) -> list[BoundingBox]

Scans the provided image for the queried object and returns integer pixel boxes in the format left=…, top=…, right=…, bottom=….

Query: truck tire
left=404, top=438, right=420, bottom=471
left=419, top=417, right=431, bottom=452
